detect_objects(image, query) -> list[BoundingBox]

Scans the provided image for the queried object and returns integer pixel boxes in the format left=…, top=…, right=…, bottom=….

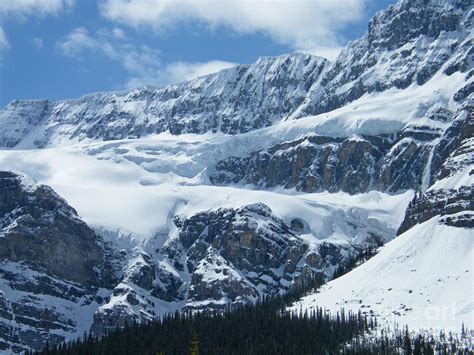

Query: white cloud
left=57, top=27, right=160, bottom=73
left=111, top=27, right=125, bottom=40
left=57, top=26, right=237, bottom=88
left=0, top=0, right=75, bottom=18
left=99, top=0, right=367, bottom=60
left=32, top=37, right=44, bottom=49
left=158, top=60, right=238, bottom=84
left=57, top=27, right=99, bottom=56
left=0, top=0, right=74, bottom=55
left=0, top=27, right=10, bottom=52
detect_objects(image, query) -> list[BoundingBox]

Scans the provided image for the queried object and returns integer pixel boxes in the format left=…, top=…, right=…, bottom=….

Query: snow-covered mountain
left=295, top=0, right=473, bottom=117
left=0, top=53, right=328, bottom=148
left=290, top=99, right=474, bottom=332
left=0, top=0, right=472, bottom=352
left=0, top=1, right=471, bottom=149
left=290, top=217, right=473, bottom=331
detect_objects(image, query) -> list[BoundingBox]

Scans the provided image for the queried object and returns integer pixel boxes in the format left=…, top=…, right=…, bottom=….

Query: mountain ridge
left=1, top=0, right=471, bottom=149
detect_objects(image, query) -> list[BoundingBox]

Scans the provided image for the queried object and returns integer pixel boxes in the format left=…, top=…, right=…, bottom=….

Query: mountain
left=0, top=171, right=408, bottom=352
left=0, top=53, right=327, bottom=148
left=0, top=172, right=120, bottom=352
left=0, top=0, right=472, bottom=352
left=295, top=0, right=473, bottom=117
left=0, top=0, right=471, bottom=149
left=289, top=100, right=474, bottom=331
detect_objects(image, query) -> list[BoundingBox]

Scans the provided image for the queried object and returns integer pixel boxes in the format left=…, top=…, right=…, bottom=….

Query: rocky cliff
left=0, top=54, right=327, bottom=147
left=0, top=172, right=120, bottom=352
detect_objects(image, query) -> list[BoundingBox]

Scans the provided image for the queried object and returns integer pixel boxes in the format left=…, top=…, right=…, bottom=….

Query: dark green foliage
left=34, top=275, right=367, bottom=355
left=32, top=267, right=472, bottom=355
left=35, top=300, right=366, bottom=355
left=332, top=245, right=380, bottom=280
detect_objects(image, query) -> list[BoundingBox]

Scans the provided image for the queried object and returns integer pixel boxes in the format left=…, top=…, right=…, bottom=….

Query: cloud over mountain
left=99, top=0, right=367, bottom=59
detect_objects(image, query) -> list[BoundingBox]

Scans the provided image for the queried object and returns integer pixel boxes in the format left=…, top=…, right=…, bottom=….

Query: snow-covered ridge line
left=0, top=52, right=329, bottom=148
left=0, top=0, right=471, bottom=149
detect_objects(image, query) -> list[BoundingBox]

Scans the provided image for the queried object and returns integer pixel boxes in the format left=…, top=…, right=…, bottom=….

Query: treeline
left=32, top=255, right=472, bottom=354
left=344, top=326, right=472, bottom=354
left=33, top=290, right=472, bottom=354
left=35, top=298, right=371, bottom=355
left=332, top=244, right=381, bottom=280
left=34, top=275, right=371, bottom=355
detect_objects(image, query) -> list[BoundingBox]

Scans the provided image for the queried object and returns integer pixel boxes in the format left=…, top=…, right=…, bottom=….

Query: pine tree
left=404, top=326, right=412, bottom=354
left=189, top=331, right=199, bottom=355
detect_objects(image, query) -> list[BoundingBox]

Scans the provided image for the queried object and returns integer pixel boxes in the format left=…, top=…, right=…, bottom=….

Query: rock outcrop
left=0, top=54, right=328, bottom=147
left=90, top=201, right=388, bottom=335
left=296, top=0, right=473, bottom=117
left=0, top=171, right=114, bottom=286
left=398, top=100, right=474, bottom=234
left=0, top=171, right=119, bottom=352
left=211, top=132, right=427, bottom=194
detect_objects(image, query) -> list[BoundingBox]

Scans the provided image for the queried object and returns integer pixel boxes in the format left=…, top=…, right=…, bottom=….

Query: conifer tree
left=189, top=331, right=199, bottom=355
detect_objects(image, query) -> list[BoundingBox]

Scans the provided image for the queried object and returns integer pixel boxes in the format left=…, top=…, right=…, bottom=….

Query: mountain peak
left=367, top=0, right=471, bottom=50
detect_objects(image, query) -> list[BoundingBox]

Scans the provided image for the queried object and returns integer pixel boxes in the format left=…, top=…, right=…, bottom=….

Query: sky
left=0, top=0, right=396, bottom=107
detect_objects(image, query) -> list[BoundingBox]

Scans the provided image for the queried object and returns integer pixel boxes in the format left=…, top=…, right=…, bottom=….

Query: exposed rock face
left=211, top=132, right=431, bottom=194
left=0, top=100, right=50, bottom=148
left=90, top=250, right=187, bottom=336
left=296, top=0, right=473, bottom=117
left=0, top=171, right=120, bottom=352
left=211, top=101, right=473, bottom=195
left=0, top=54, right=328, bottom=147
left=165, top=203, right=366, bottom=310
left=0, top=171, right=114, bottom=286
left=430, top=100, right=474, bottom=182
left=0, top=263, right=101, bottom=353
left=90, top=202, right=390, bottom=336
left=212, top=135, right=378, bottom=194
left=398, top=100, right=474, bottom=234
left=398, top=186, right=473, bottom=234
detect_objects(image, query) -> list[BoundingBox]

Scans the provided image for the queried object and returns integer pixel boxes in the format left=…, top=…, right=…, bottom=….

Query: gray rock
left=0, top=171, right=114, bottom=287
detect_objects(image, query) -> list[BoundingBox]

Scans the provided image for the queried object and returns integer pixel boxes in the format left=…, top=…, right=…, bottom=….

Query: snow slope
left=289, top=217, right=474, bottom=332
left=0, top=142, right=411, bottom=243
left=2, top=73, right=453, bottom=240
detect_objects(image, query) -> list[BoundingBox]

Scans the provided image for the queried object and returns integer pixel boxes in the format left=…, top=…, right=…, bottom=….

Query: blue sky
left=0, top=0, right=395, bottom=107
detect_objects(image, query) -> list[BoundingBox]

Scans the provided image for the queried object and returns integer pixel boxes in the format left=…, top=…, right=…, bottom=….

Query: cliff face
left=0, top=54, right=328, bottom=147
left=296, top=0, right=473, bottom=117
left=211, top=132, right=427, bottom=194
left=398, top=101, right=474, bottom=234
left=212, top=106, right=473, bottom=195
left=0, top=171, right=115, bottom=286
left=0, top=172, right=121, bottom=352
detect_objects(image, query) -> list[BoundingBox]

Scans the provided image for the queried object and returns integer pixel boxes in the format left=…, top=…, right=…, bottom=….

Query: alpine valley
left=0, top=0, right=473, bottom=352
